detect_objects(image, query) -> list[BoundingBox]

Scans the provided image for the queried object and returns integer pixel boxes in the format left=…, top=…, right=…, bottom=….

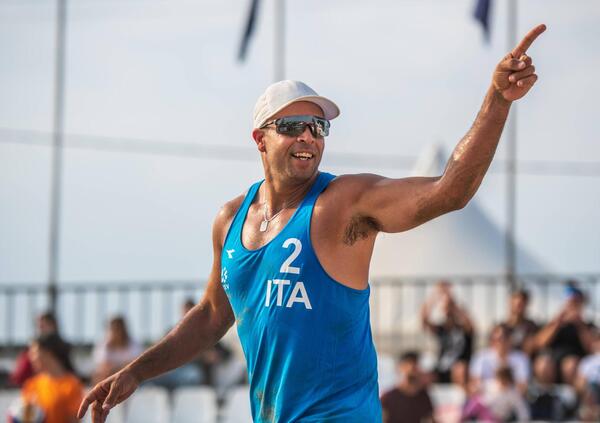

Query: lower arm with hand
left=439, top=24, right=545, bottom=210
left=127, top=301, right=232, bottom=383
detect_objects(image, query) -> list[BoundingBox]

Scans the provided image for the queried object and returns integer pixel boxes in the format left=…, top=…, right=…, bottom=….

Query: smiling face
left=253, top=101, right=325, bottom=185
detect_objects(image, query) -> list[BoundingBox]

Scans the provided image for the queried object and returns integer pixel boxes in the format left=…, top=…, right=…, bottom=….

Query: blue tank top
left=221, top=172, right=382, bottom=422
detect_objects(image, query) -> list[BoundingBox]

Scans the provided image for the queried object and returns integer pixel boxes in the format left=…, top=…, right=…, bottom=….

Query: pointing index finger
left=512, top=24, right=546, bottom=58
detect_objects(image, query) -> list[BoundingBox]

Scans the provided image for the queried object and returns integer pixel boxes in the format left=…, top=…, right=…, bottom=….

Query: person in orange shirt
left=21, top=333, right=83, bottom=423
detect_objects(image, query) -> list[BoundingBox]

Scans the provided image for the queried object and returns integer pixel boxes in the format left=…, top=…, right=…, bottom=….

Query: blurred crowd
left=381, top=280, right=600, bottom=423
left=1, top=281, right=599, bottom=422
left=2, top=299, right=243, bottom=423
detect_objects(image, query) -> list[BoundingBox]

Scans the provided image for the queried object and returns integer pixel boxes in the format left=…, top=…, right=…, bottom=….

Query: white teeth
left=292, top=152, right=313, bottom=160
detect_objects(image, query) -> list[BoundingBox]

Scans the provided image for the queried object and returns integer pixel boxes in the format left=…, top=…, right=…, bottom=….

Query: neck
left=508, top=313, right=524, bottom=324
left=261, top=172, right=319, bottom=212
left=398, top=381, right=420, bottom=395
left=45, top=363, right=68, bottom=378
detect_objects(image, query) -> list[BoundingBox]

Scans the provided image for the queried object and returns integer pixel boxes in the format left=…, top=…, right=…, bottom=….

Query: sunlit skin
left=78, top=24, right=546, bottom=423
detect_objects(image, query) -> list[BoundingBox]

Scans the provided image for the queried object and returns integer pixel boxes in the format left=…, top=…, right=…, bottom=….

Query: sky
left=0, top=0, right=599, bottom=285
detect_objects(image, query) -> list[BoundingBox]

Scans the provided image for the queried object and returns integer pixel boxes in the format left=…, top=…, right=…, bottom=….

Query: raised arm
left=78, top=200, right=240, bottom=423
left=348, top=25, right=546, bottom=233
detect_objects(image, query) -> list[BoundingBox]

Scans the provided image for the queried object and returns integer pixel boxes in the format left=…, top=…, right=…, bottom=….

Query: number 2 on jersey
left=280, top=238, right=302, bottom=274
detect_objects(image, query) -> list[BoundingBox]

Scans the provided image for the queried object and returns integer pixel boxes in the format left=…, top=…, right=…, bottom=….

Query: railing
left=0, top=280, right=205, bottom=348
left=1, top=275, right=599, bottom=350
left=370, top=274, right=600, bottom=353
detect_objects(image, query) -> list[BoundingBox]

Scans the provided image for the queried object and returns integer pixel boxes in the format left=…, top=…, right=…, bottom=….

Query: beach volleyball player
left=79, top=24, right=546, bottom=422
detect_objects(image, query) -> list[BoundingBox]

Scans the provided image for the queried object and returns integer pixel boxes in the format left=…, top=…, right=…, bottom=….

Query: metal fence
left=1, top=275, right=599, bottom=350
left=370, top=274, right=600, bottom=353
left=0, top=280, right=205, bottom=348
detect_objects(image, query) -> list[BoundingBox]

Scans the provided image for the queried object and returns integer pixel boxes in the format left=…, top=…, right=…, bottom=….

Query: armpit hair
left=343, top=214, right=381, bottom=246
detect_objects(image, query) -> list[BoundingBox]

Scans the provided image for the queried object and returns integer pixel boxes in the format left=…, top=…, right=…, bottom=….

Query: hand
left=492, top=24, right=546, bottom=102
left=77, top=368, right=140, bottom=423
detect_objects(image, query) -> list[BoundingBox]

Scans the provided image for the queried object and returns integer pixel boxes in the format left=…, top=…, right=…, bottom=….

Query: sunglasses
left=260, top=115, right=331, bottom=138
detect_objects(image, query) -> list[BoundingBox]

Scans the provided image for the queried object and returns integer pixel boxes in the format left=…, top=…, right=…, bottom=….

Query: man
left=535, top=283, right=596, bottom=384
left=79, top=24, right=546, bottom=422
left=380, top=351, right=434, bottom=423
left=502, top=289, right=538, bottom=355
left=421, top=281, right=474, bottom=387
left=469, top=323, right=531, bottom=394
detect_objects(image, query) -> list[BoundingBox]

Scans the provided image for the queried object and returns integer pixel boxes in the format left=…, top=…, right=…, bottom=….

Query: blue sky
left=0, top=0, right=599, bottom=284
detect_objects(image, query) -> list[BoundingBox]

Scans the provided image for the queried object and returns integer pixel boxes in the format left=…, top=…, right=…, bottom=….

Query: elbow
left=447, top=192, right=472, bottom=211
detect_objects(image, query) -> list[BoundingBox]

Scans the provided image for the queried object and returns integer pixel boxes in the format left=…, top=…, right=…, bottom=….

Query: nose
left=296, top=125, right=316, bottom=144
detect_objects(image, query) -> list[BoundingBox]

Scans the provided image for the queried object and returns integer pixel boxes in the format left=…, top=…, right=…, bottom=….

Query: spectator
left=576, top=331, right=600, bottom=421
left=527, top=352, right=574, bottom=421
left=9, top=311, right=62, bottom=387
left=469, top=323, right=530, bottom=394
left=20, top=333, right=83, bottom=423
left=535, top=282, right=595, bottom=384
left=380, top=351, right=434, bottom=423
left=502, top=289, right=538, bottom=356
left=421, top=281, right=474, bottom=387
left=463, top=366, right=530, bottom=422
left=92, top=315, right=142, bottom=385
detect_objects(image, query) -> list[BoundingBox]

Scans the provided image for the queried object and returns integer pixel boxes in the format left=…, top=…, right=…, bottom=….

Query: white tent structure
left=368, top=145, right=548, bottom=346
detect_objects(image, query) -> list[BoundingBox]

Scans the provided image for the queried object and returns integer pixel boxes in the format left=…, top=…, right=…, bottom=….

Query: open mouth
left=291, top=152, right=314, bottom=161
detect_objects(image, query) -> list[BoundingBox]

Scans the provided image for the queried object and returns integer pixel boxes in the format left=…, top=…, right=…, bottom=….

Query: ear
left=252, top=128, right=267, bottom=152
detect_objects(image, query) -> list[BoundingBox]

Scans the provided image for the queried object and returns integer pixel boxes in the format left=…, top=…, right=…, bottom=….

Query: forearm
left=126, top=302, right=231, bottom=383
left=440, top=86, right=512, bottom=208
left=535, top=319, right=561, bottom=349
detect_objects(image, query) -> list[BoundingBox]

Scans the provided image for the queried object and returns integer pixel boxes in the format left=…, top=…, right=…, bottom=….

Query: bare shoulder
left=317, top=173, right=384, bottom=244
left=324, top=173, right=383, bottom=200
left=213, top=193, right=246, bottom=248
left=320, top=173, right=385, bottom=211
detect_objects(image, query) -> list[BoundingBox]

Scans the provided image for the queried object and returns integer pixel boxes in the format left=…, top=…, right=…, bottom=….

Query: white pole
left=506, top=0, right=518, bottom=289
left=274, top=0, right=285, bottom=81
left=48, top=0, right=67, bottom=311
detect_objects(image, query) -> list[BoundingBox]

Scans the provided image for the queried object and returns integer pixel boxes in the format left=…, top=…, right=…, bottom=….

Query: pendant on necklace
left=259, top=220, right=269, bottom=232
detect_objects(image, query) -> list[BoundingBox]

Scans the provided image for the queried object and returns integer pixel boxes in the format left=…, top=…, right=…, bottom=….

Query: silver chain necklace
left=260, top=201, right=288, bottom=232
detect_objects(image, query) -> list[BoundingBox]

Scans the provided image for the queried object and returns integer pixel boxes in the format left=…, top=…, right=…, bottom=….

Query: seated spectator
left=527, top=351, right=574, bottom=421
left=92, top=315, right=142, bottom=385
left=502, top=289, right=538, bottom=356
left=576, top=331, right=600, bottom=421
left=463, top=366, right=529, bottom=422
left=469, top=323, right=530, bottom=394
left=20, top=333, right=83, bottom=423
left=380, top=351, right=434, bottom=423
left=10, top=311, right=62, bottom=387
left=535, top=282, right=595, bottom=385
left=421, top=281, right=474, bottom=387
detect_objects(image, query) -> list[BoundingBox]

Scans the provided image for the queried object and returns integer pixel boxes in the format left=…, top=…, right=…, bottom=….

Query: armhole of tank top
left=221, top=182, right=262, bottom=251
left=305, top=173, right=370, bottom=294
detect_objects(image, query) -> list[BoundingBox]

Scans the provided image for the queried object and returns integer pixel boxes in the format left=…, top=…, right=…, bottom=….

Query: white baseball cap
left=253, top=80, right=340, bottom=129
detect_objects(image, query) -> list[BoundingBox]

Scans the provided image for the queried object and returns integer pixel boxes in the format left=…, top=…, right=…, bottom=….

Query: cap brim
left=258, top=95, right=340, bottom=128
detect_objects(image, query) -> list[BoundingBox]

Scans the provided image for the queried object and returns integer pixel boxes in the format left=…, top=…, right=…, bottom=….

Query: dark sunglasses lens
left=313, top=119, right=330, bottom=137
left=277, top=121, right=306, bottom=136
left=275, top=116, right=330, bottom=137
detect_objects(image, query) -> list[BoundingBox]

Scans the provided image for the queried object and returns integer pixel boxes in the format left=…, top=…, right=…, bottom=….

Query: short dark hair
left=39, top=311, right=58, bottom=326
left=397, top=351, right=420, bottom=364
left=34, top=333, right=74, bottom=373
left=512, top=288, right=530, bottom=303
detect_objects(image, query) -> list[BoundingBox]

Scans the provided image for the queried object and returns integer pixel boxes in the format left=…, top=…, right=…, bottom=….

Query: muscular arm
left=345, top=25, right=545, bottom=234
